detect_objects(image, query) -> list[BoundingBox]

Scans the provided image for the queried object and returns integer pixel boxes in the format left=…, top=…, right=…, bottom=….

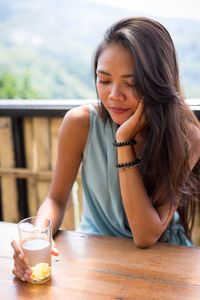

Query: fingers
left=11, top=240, right=22, bottom=255
left=52, top=239, right=59, bottom=256
left=12, top=267, right=32, bottom=282
left=11, top=240, right=32, bottom=282
left=12, top=268, right=26, bottom=282
left=135, top=100, right=146, bottom=125
left=51, top=247, right=59, bottom=256
left=135, top=100, right=145, bottom=117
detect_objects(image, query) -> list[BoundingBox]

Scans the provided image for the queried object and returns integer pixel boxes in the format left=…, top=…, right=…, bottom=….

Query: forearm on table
left=37, top=197, right=66, bottom=236
left=117, top=146, right=164, bottom=246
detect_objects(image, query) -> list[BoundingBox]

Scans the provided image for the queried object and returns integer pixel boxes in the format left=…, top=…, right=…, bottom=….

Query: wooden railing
left=0, top=99, right=199, bottom=242
left=0, top=100, right=93, bottom=230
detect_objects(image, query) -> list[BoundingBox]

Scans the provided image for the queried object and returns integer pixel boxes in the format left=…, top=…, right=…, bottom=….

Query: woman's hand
left=51, top=240, right=59, bottom=256
left=116, top=100, right=146, bottom=141
left=11, top=240, right=32, bottom=282
left=11, top=239, right=59, bottom=282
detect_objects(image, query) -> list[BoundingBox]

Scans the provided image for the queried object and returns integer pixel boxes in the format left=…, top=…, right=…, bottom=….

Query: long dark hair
left=93, top=17, right=200, bottom=240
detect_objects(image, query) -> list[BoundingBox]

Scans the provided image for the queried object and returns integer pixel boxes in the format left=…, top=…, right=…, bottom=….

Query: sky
left=90, top=0, right=200, bottom=20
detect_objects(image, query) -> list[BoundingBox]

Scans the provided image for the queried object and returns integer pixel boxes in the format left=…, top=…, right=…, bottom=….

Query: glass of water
left=18, top=216, right=52, bottom=284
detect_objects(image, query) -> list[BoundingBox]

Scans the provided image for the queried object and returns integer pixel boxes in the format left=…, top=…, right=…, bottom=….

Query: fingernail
left=24, top=274, right=30, bottom=281
left=25, top=269, right=32, bottom=275
left=18, top=253, right=24, bottom=260
left=21, top=277, right=26, bottom=282
left=52, top=247, right=59, bottom=256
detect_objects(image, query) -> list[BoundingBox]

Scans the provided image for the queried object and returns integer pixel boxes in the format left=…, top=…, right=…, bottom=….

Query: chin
left=111, top=117, right=126, bottom=126
left=115, top=120, right=123, bottom=125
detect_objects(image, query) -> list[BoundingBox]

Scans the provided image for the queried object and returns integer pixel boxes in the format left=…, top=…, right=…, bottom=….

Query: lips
left=109, top=107, right=130, bottom=114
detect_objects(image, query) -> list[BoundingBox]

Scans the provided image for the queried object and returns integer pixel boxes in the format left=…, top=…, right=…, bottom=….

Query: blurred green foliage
left=0, top=72, right=38, bottom=99
left=0, top=0, right=200, bottom=99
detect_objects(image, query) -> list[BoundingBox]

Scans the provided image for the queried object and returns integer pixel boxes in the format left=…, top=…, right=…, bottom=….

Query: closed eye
left=126, top=82, right=135, bottom=87
left=99, top=80, right=111, bottom=84
left=125, top=82, right=136, bottom=88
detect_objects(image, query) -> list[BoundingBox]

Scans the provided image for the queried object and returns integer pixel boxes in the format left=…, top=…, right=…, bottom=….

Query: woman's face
left=96, top=43, right=141, bottom=125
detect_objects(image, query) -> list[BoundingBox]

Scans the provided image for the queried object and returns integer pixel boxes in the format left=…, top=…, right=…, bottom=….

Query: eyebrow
left=97, top=69, right=134, bottom=78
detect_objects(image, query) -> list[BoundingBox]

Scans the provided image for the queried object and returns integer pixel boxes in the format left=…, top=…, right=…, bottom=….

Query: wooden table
left=0, top=222, right=200, bottom=300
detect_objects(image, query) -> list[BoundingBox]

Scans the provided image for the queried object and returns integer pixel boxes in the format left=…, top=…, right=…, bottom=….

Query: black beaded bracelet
left=113, top=139, right=136, bottom=147
left=116, top=158, right=141, bottom=169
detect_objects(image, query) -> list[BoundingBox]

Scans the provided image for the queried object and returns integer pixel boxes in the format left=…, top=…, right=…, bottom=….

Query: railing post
left=12, top=117, right=28, bottom=219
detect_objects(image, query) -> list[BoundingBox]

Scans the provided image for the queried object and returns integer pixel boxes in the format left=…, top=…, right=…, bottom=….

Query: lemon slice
left=31, top=263, right=51, bottom=281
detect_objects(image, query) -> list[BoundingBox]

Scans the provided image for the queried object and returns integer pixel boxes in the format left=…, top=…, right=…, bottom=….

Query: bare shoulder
left=59, top=105, right=90, bottom=153
left=188, top=122, right=200, bottom=147
left=187, top=123, right=200, bottom=170
left=62, top=104, right=90, bottom=127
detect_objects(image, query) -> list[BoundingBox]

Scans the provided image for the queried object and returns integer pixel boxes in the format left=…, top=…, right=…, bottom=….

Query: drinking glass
left=18, top=216, right=52, bottom=284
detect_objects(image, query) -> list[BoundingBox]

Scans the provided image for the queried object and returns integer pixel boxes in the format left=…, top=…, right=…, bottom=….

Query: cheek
left=129, top=89, right=141, bottom=103
left=96, top=83, right=110, bottom=99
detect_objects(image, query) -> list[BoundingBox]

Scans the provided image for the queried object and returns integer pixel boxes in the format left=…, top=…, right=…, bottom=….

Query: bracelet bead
left=113, top=139, right=136, bottom=147
left=116, top=158, right=141, bottom=169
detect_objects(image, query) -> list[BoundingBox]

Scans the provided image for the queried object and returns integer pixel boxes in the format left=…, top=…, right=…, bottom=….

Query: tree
left=0, top=72, right=38, bottom=99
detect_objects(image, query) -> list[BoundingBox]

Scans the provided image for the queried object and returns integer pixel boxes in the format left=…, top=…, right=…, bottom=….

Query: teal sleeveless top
left=77, top=105, right=193, bottom=246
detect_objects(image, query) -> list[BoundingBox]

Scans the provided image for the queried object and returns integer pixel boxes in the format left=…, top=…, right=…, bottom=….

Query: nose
left=108, top=84, right=125, bottom=102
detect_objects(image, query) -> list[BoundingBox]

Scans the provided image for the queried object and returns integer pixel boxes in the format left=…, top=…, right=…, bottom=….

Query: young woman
left=12, top=17, right=200, bottom=282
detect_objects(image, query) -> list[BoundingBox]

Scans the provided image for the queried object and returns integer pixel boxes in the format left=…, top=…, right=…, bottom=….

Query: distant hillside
left=0, top=0, right=200, bottom=98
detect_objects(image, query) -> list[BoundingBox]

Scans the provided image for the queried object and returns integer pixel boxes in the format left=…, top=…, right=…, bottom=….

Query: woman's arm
left=37, top=105, right=90, bottom=235
left=11, top=105, right=90, bottom=282
left=116, top=103, right=200, bottom=248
